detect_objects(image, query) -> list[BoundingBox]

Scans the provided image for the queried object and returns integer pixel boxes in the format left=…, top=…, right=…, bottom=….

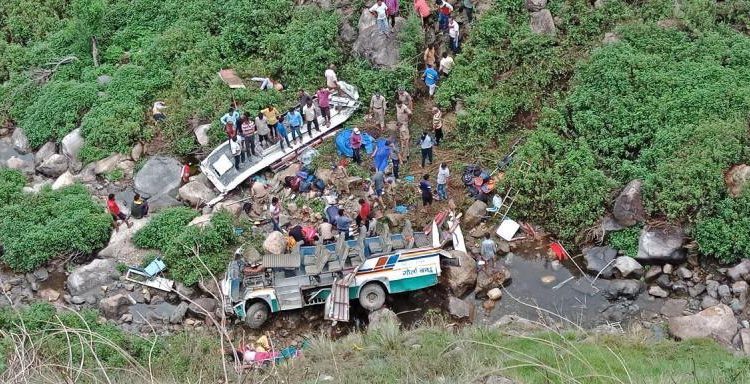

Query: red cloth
left=414, top=0, right=430, bottom=17
left=182, top=164, right=190, bottom=182
left=302, top=226, right=318, bottom=243
left=549, top=242, right=567, bottom=261
left=106, top=199, right=120, bottom=215
left=350, top=133, right=362, bottom=149
left=225, top=122, right=236, bottom=138
left=359, top=201, right=371, bottom=220
left=439, top=3, right=452, bottom=15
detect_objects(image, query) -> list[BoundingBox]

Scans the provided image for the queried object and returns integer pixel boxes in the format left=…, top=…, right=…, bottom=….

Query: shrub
left=0, top=184, right=112, bottom=272
left=694, top=191, right=750, bottom=263
left=0, top=169, right=26, bottom=205
left=132, top=207, right=199, bottom=249
left=607, top=226, right=641, bottom=258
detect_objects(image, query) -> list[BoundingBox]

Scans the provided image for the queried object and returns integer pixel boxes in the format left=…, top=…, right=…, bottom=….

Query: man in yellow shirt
left=260, top=105, right=280, bottom=139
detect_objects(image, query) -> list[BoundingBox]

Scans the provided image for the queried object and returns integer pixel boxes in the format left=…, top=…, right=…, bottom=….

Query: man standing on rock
left=269, top=197, right=282, bottom=233
left=462, top=0, right=474, bottom=23
left=436, top=162, right=449, bottom=200
left=480, top=233, right=497, bottom=270
left=107, top=193, right=132, bottom=231
left=386, top=0, right=399, bottom=28
left=370, top=91, right=387, bottom=130
left=250, top=178, right=269, bottom=213
left=389, top=138, right=402, bottom=179
left=448, top=17, right=460, bottom=54
left=370, top=0, right=390, bottom=35
left=356, top=198, right=371, bottom=228
left=414, top=0, right=431, bottom=28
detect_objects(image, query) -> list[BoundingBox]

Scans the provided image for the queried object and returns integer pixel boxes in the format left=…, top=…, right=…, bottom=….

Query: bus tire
left=244, top=302, right=270, bottom=329
left=359, top=282, right=386, bottom=311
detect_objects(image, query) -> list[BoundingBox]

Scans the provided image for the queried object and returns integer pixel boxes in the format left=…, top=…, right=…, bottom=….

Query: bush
left=607, top=226, right=641, bottom=258
left=132, top=206, right=199, bottom=249
left=0, top=169, right=26, bottom=205
left=694, top=191, right=750, bottom=263
left=0, top=184, right=112, bottom=272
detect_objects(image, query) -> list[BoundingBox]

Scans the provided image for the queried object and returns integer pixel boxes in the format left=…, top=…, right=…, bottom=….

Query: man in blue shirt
left=336, top=208, right=353, bottom=240
left=287, top=107, right=303, bottom=145
left=220, top=107, right=240, bottom=128
left=422, top=64, right=439, bottom=97
left=275, top=116, right=291, bottom=151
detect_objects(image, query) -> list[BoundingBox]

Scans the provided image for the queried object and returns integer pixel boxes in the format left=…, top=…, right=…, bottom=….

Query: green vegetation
left=607, top=226, right=641, bottom=258
left=694, top=190, right=750, bottom=263
left=133, top=208, right=237, bottom=285
left=0, top=171, right=111, bottom=272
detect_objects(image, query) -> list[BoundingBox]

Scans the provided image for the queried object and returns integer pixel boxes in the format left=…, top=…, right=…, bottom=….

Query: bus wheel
left=244, top=302, right=269, bottom=329
left=358, top=283, right=386, bottom=311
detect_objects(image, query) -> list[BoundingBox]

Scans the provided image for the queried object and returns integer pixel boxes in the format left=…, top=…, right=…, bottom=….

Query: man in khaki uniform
left=397, top=122, right=410, bottom=162
left=333, top=164, right=350, bottom=195
left=396, top=99, right=412, bottom=130
left=370, top=92, right=387, bottom=130
left=397, top=89, right=413, bottom=110
left=250, top=178, right=269, bottom=215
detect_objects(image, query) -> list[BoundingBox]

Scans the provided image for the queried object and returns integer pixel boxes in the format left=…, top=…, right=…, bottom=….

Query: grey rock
left=732, top=281, right=748, bottom=295
left=727, top=260, right=750, bottom=282
left=636, top=225, right=686, bottom=263
left=11, top=128, right=31, bottom=153
left=706, top=280, right=720, bottom=299
left=676, top=266, right=693, bottom=280
left=178, top=180, right=216, bottom=207
left=134, top=156, right=183, bottom=210
left=530, top=9, right=556, bottom=36
left=663, top=263, right=674, bottom=275
left=34, top=142, right=57, bottom=166
left=474, top=266, right=510, bottom=298
left=67, top=259, right=119, bottom=297
left=463, top=200, right=488, bottom=229
left=440, top=250, right=477, bottom=297
left=94, top=153, right=124, bottom=175
left=188, top=298, right=218, bottom=318
left=32, top=267, right=49, bottom=281
left=718, top=285, right=732, bottom=300
left=6, top=155, right=34, bottom=175
left=368, top=308, right=400, bottom=331
left=36, top=154, right=68, bottom=177
left=614, top=256, right=644, bottom=278
left=263, top=231, right=287, bottom=255
left=740, top=328, right=750, bottom=355
left=99, top=294, right=131, bottom=319
left=70, top=295, right=86, bottom=305
left=194, top=124, right=210, bottom=146
left=688, top=283, right=706, bottom=298
left=644, top=265, right=662, bottom=282
left=730, top=298, right=744, bottom=314
left=51, top=171, right=75, bottom=190
left=603, top=279, right=644, bottom=300
left=671, top=282, right=688, bottom=295
left=648, top=285, right=669, bottom=298
left=339, top=21, right=357, bottom=43
left=352, top=10, right=404, bottom=68
left=612, top=179, right=645, bottom=227
left=660, top=298, right=687, bottom=317
left=583, top=246, right=617, bottom=278
left=169, top=302, right=189, bottom=324
left=524, top=0, right=547, bottom=12
left=447, top=296, right=475, bottom=321
left=130, top=142, right=144, bottom=161
left=701, top=295, right=720, bottom=309
left=98, top=216, right=152, bottom=262
left=175, top=282, right=196, bottom=298
left=61, top=128, right=84, bottom=162
left=655, top=274, right=672, bottom=290
left=668, top=304, right=739, bottom=346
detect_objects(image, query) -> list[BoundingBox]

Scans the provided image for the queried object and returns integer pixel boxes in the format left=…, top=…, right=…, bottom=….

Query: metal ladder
left=498, top=161, right=532, bottom=220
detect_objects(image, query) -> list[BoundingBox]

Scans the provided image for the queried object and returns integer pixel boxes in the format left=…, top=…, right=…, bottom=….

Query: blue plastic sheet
left=373, top=138, right=390, bottom=172
left=335, top=128, right=375, bottom=158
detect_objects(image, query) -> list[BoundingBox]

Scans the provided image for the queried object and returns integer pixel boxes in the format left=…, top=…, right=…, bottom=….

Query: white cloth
left=439, top=56, right=454, bottom=74
left=449, top=21, right=460, bottom=39
left=325, top=69, right=338, bottom=88
left=302, top=105, right=317, bottom=121
left=437, top=167, right=450, bottom=185
left=229, top=139, right=241, bottom=155
left=370, top=3, right=388, bottom=19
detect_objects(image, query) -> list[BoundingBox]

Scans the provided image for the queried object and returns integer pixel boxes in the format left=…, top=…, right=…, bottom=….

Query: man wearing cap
left=350, top=128, right=363, bottom=164
left=370, top=92, right=387, bottom=130
left=397, top=89, right=413, bottom=110
left=397, top=122, right=410, bottom=162
left=396, top=99, right=412, bottom=133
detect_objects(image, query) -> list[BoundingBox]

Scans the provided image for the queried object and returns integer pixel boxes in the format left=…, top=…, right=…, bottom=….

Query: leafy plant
left=607, top=226, right=641, bottom=258
left=694, top=191, right=750, bottom=263
left=132, top=207, right=199, bottom=249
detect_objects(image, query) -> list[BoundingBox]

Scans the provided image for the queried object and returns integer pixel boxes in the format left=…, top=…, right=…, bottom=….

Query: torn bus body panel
left=200, top=82, right=360, bottom=203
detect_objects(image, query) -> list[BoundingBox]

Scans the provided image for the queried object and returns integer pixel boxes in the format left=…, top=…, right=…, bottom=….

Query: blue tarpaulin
left=373, top=138, right=390, bottom=172
left=336, top=128, right=375, bottom=158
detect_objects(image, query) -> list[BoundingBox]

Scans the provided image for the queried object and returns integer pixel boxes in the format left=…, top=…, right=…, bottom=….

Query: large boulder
left=131, top=143, right=144, bottom=161
left=447, top=296, right=475, bottom=321
left=134, top=156, right=183, bottom=210
left=34, top=142, right=57, bottom=166
left=726, top=164, right=750, bottom=197
left=352, top=9, right=403, bottom=68
left=583, top=246, right=617, bottom=278
left=67, top=259, right=119, bottom=297
left=99, top=294, right=131, bottom=319
left=36, top=154, right=68, bottom=178
left=169, top=302, right=189, bottom=324
left=61, top=128, right=84, bottom=162
left=440, top=250, right=477, bottom=297
left=98, top=216, right=153, bottom=265
left=727, top=260, right=750, bottom=282
left=635, top=225, right=686, bottom=263
left=6, top=155, right=34, bottom=175
left=475, top=266, right=511, bottom=298
left=263, top=231, right=287, bottom=255
left=524, top=0, right=547, bottom=11
left=94, top=153, right=124, bottom=175
left=602, top=279, right=643, bottom=300
left=668, top=304, right=739, bottom=346
left=51, top=171, right=75, bottom=190
left=188, top=297, right=218, bottom=318
left=613, top=256, right=643, bottom=278
left=11, top=128, right=31, bottom=153
left=530, top=9, right=556, bottom=36
left=463, top=200, right=487, bottom=229
left=368, top=308, right=400, bottom=331
left=612, top=179, right=645, bottom=227
left=194, top=124, right=210, bottom=146
left=179, top=180, right=216, bottom=207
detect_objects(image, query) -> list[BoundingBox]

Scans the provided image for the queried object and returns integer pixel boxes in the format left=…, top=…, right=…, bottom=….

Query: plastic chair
left=484, top=195, right=504, bottom=218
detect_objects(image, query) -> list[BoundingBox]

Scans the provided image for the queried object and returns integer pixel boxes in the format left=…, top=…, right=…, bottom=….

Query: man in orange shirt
left=414, top=0, right=431, bottom=28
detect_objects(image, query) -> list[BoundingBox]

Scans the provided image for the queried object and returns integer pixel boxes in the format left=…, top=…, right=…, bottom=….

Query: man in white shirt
left=448, top=17, right=460, bottom=53
left=325, top=64, right=338, bottom=89
left=436, top=163, right=449, bottom=200
left=439, top=52, right=454, bottom=78
left=369, top=0, right=390, bottom=35
left=229, top=137, right=242, bottom=170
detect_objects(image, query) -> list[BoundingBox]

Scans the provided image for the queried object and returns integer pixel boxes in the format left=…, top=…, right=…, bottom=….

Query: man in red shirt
left=181, top=163, right=191, bottom=183
left=107, top=194, right=132, bottom=231
left=356, top=198, right=371, bottom=228
left=315, top=86, right=332, bottom=127
left=350, top=128, right=363, bottom=164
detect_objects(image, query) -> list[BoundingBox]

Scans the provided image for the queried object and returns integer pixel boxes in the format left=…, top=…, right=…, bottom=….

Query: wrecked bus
left=221, top=213, right=466, bottom=328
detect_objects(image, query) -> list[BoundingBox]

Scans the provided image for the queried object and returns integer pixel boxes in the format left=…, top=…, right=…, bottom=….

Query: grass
left=2, top=304, right=748, bottom=384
